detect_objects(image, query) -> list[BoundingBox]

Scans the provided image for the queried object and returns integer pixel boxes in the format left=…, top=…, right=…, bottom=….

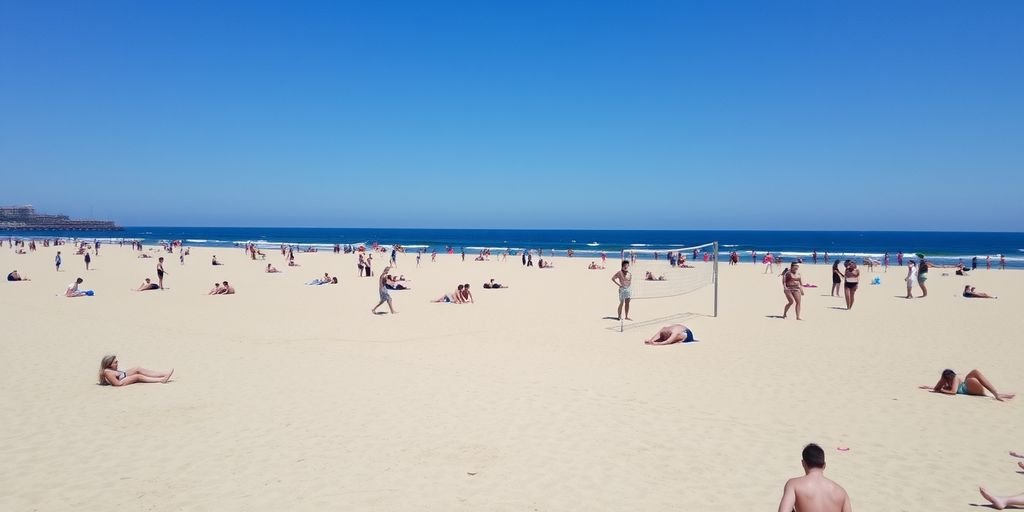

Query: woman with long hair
left=98, top=354, right=173, bottom=386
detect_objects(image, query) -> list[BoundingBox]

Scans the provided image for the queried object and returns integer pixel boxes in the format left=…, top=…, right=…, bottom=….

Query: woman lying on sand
left=645, top=271, right=666, bottom=281
left=482, top=279, right=506, bottom=289
left=136, top=278, right=159, bottom=291
left=98, top=354, right=173, bottom=386
left=963, top=285, right=997, bottom=298
left=919, top=369, right=1015, bottom=401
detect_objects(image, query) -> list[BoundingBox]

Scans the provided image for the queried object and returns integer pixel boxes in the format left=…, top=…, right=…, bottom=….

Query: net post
left=713, top=241, right=719, bottom=318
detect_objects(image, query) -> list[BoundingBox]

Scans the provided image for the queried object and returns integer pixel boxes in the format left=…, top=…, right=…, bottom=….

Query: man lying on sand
left=644, top=324, right=694, bottom=345
left=482, top=279, right=506, bottom=289
left=777, top=443, right=852, bottom=512
left=433, top=284, right=465, bottom=304
left=644, top=271, right=666, bottom=281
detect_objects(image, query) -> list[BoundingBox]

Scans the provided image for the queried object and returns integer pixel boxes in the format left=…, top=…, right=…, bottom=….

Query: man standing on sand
left=611, top=260, right=633, bottom=321
left=1000, top=254, right=1006, bottom=269
left=55, top=251, right=62, bottom=271
left=371, top=266, right=397, bottom=315
left=777, top=443, right=852, bottom=512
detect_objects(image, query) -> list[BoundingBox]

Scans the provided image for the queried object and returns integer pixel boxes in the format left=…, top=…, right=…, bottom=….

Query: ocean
left=3, top=227, right=1023, bottom=268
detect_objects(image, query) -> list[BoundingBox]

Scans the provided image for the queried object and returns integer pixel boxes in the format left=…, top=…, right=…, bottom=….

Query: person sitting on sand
left=777, top=443, right=852, bottom=512
left=482, top=278, right=506, bottom=289
left=539, top=258, right=554, bottom=268
left=588, top=261, right=605, bottom=270
left=220, top=281, right=235, bottom=294
left=432, top=285, right=465, bottom=304
left=211, top=255, right=222, bottom=265
left=65, top=277, right=88, bottom=297
left=644, top=324, right=694, bottom=345
left=963, top=285, right=996, bottom=299
left=136, top=278, right=159, bottom=291
left=644, top=271, right=666, bottom=281
left=460, top=283, right=474, bottom=303
left=385, top=275, right=410, bottom=290
left=266, top=264, right=280, bottom=273
left=7, top=270, right=28, bottom=281
left=307, top=273, right=332, bottom=285
left=138, top=253, right=152, bottom=258
left=288, top=258, right=300, bottom=267
left=920, top=368, right=1015, bottom=401
left=98, top=354, right=173, bottom=386
left=208, top=282, right=222, bottom=295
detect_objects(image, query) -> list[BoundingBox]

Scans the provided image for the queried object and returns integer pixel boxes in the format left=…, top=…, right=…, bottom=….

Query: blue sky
left=1, top=1, right=1022, bottom=230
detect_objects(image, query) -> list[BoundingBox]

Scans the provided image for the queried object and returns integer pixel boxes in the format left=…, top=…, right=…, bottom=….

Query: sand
left=0, top=243, right=1021, bottom=511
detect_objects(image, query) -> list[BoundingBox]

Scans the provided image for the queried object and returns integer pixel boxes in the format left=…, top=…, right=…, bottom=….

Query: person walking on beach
left=371, top=266, right=397, bottom=315
left=391, top=248, right=397, bottom=267
left=1000, top=254, right=1006, bottom=269
left=157, top=257, right=167, bottom=289
left=763, top=253, right=774, bottom=274
left=55, top=251, right=62, bottom=272
left=883, top=252, right=889, bottom=272
left=84, top=252, right=91, bottom=271
left=843, top=260, right=860, bottom=310
left=612, top=261, right=633, bottom=321
left=777, top=443, right=852, bottom=512
left=986, top=255, right=991, bottom=269
left=823, top=251, right=829, bottom=263
left=972, top=256, right=978, bottom=271
left=782, top=262, right=803, bottom=319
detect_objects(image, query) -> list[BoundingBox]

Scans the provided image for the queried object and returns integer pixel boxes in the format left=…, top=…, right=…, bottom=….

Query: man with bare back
left=777, top=444, right=852, bottom=512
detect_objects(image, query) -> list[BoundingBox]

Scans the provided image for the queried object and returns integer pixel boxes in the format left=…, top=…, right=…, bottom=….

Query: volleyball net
left=609, top=241, right=719, bottom=332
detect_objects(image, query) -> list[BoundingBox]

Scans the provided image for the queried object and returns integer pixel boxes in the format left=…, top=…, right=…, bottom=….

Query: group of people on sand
left=432, top=283, right=475, bottom=304
left=208, top=281, right=235, bottom=295
left=307, top=273, right=338, bottom=285
left=828, top=260, right=860, bottom=309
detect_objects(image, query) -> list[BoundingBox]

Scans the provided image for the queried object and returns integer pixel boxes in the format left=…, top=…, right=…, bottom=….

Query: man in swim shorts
left=644, top=324, right=694, bottom=345
left=611, top=260, right=632, bottom=321
left=777, top=443, right=853, bottom=512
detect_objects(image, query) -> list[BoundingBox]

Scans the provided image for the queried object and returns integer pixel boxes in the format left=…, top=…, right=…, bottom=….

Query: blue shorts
left=379, top=289, right=391, bottom=301
left=683, top=328, right=694, bottom=343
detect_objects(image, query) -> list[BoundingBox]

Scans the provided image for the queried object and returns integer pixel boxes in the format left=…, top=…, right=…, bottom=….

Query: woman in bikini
left=843, top=260, right=860, bottom=310
left=830, top=260, right=843, bottom=298
left=782, top=262, right=803, bottom=319
left=98, top=354, right=173, bottom=386
left=920, top=368, right=1014, bottom=401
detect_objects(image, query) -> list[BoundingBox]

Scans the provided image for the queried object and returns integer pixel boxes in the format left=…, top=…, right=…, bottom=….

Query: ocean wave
left=587, top=242, right=600, bottom=246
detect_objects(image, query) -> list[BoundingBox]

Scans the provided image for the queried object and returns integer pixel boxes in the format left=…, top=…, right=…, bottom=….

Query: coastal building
left=0, top=205, right=121, bottom=231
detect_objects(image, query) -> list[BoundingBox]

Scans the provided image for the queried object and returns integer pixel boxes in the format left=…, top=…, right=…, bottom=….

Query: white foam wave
left=587, top=242, right=600, bottom=246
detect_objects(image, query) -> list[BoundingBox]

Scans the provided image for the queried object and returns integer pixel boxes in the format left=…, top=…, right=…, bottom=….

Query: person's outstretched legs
left=979, top=487, right=1024, bottom=509
left=964, top=369, right=1015, bottom=401
left=645, top=326, right=671, bottom=344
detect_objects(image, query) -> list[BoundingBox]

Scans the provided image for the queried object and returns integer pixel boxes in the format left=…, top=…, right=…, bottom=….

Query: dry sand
left=1, top=244, right=1021, bottom=511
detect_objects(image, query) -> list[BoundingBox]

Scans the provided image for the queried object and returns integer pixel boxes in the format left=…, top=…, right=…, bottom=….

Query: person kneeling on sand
left=66, top=277, right=90, bottom=297
left=136, top=278, right=159, bottom=291
left=7, top=270, right=29, bottom=281
left=644, top=324, right=694, bottom=345
left=920, top=368, right=1015, bottom=401
left=963, top=285, right=996, bottom=299
left=98, top=354, right=173, bottom=386
left=777, top=443, right=852, bottom=512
